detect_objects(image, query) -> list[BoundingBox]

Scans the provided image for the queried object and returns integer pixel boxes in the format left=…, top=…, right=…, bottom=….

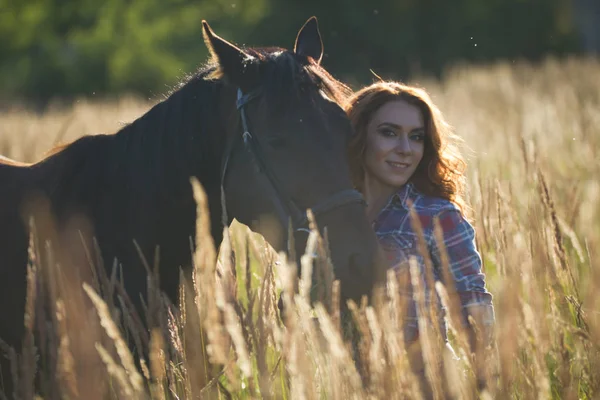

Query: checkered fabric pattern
left=373, top=183, right=495, bottom=342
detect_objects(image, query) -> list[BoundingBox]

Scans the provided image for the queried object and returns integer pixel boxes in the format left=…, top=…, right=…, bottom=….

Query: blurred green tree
left=0, top=0, right=584, bottom=105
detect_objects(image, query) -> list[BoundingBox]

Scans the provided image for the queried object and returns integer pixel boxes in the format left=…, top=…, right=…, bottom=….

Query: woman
left=345, top=81, right=495, bottom=393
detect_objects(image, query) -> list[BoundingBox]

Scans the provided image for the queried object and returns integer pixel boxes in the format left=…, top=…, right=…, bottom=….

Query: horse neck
left=110, top=78, right=229, bottom=244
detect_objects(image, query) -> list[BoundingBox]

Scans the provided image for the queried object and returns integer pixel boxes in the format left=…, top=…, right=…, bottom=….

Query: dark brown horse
left=0, top=17, right=383, bottom=394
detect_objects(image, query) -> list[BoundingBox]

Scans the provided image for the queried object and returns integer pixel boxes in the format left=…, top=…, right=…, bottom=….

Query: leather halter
left=220, top=88, right=365, bottom=233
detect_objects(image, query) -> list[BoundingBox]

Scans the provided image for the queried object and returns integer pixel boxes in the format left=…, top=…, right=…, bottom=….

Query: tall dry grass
left=0, top=57, right=599, bottom=399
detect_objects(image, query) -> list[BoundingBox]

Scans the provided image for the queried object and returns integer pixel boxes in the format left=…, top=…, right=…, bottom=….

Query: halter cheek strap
left=220, top=87, right=366, bottom=233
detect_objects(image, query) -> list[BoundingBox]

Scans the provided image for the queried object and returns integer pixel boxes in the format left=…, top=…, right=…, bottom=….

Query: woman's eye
left=379, top=128, right=396, bottom=137
left=410, top=133, right=425, bottom=142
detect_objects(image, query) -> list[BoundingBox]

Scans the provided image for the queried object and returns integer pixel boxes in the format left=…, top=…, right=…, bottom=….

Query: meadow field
left=0, top=57, right=599, bottom=399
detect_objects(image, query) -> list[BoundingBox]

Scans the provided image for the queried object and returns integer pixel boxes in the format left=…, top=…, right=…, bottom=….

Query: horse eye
left=267, top=136, right=286, bottom=148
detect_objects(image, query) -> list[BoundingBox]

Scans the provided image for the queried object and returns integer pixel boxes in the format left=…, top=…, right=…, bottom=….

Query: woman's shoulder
left=399, top=183, right=460, bottom=216
left=393, top=184, right=470, bottom=239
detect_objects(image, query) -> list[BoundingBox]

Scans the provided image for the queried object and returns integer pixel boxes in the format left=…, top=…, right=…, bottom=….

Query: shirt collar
left=390, top=182, right=417, bottom=210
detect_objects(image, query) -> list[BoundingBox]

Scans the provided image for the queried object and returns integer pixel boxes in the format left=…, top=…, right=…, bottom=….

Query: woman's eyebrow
left=378, top=122, right=425, bottom=133
left=409, top=127, right=426, bottom=134
left=377, top=122, right=402, bottom=129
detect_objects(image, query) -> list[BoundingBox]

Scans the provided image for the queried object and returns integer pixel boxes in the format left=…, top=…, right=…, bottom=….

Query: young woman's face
left=363, top=100, right=425, bottom=193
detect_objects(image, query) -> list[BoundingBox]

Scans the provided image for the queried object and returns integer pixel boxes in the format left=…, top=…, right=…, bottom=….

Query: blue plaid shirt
left=373, top=183, right=495, bottom=343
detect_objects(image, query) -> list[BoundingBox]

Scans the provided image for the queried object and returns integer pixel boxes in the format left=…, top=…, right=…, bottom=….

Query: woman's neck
left=363, top=175, right=401, bottom=222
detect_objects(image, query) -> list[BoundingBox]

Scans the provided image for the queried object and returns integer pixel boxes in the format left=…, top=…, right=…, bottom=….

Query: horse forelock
left=188, top=46, right=350, bottom=111
left=239, top=49, right=349, bottom=118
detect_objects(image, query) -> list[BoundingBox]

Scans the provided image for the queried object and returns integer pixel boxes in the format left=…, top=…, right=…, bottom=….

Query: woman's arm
left=431, top=209, right=495, bottom=350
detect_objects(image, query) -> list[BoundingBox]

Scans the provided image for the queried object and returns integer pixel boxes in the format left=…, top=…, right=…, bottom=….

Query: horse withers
left=0, top=17, right=384, bottom=395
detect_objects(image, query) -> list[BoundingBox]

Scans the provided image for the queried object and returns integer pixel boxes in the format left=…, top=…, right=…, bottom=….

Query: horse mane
left=19, top=47, right=351, bottom=214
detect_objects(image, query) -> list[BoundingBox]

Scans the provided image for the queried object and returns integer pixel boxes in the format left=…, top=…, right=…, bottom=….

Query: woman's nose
left=394, top=135, right=413, bottom=154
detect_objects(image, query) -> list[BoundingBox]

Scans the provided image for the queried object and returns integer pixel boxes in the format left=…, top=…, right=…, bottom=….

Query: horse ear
left=202, top=20, right=258, bottom=89
left=293, top=16, right=323, bottom=64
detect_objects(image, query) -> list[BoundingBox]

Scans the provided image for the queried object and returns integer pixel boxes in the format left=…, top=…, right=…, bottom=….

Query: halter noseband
left=220, top=88, right=365, bottom=233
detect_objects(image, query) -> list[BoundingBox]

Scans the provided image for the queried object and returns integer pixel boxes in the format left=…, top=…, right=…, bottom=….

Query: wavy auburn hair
left=345, top=81, right=469, bottom=215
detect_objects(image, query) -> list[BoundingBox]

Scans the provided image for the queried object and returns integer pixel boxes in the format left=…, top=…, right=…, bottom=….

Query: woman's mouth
left=386, top=161, right=411, bottom=169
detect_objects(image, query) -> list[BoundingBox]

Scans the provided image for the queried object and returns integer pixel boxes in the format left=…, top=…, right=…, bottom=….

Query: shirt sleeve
left=431, top=209, right=495, bottom=330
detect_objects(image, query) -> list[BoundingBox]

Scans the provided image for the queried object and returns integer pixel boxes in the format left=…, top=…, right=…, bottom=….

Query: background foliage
left=0, top=0, right=594, bottom=105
